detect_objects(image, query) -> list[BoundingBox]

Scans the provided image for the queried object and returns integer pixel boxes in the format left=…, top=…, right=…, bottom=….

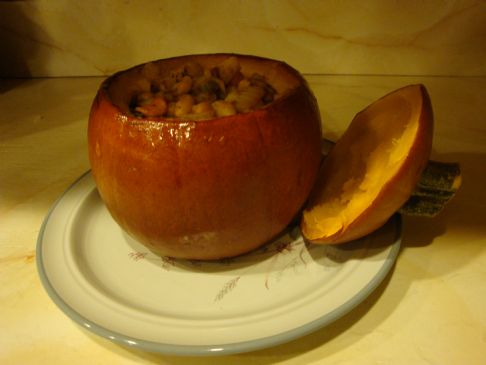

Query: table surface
left=1, top=75, right=485, bottom=365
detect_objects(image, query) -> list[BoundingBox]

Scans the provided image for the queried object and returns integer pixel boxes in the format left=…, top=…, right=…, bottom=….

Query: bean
left=174, top=75, right=192, bottom=95
left=175, top=94, right=194, bottom=117
left=212, top=100, right=236, bottom=117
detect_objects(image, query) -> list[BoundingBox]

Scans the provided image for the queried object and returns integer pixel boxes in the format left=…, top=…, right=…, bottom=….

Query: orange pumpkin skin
left=88, top=54, right=322, bottom=260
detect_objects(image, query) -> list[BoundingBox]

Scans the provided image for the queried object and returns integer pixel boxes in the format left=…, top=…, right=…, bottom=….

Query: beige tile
left=1, top=0, right=485, bottom=77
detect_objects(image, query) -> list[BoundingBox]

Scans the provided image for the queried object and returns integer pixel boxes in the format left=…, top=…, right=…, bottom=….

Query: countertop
left=1, top=75, right=485, bottom=364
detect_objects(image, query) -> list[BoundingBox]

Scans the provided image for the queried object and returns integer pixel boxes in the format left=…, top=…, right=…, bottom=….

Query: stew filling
left=129, top=57, right=277, bottom=120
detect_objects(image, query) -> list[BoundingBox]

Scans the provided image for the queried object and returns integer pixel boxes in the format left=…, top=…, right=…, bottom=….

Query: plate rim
left=36, top=171, right=401, bottom=356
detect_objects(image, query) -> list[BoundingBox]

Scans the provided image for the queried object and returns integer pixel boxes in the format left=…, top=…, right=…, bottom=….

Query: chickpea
left=173, top=75, right=192, bottom=95
left=237, top=78, right=251, bottom=91
left=217, top=56, right=240, bottom=84
left=192, top=101, right=214, bottom=115
left=175, top=94, right=194, bottom=117
left=212, top=100, right=236, bottom=117
left=167, top=102, right=177, bottom=117
left=185, top=101, right=216, bottom=120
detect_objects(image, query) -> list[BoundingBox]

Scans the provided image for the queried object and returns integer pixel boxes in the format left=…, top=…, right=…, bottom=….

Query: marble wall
left=1, top=0, right=485, bottom=77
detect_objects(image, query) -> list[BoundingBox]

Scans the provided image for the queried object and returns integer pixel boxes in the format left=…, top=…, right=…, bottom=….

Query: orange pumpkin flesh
left=301, top=84, right=433, bottom=244
left=88, top=54, right=322, bottom=260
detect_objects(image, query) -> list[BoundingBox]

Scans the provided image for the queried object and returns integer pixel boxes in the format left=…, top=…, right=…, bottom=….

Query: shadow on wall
left=0, top=1, right=49, bottom=78
left=0, top=1, right=138, bottom=81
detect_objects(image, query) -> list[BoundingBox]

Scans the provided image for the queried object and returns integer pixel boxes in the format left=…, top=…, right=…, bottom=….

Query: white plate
left=37, top=171, right=401, bottom=356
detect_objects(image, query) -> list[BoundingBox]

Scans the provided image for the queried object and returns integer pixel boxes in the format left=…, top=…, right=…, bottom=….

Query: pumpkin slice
left=301, top=84, right=434, bottom=244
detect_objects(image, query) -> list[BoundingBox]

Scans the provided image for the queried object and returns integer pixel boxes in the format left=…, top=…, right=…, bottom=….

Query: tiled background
left=1, top=0, right=485, bottom=77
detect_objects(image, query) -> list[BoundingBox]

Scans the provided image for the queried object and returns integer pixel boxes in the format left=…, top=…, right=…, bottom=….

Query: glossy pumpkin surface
left=88, top=54, right=322, bottom=259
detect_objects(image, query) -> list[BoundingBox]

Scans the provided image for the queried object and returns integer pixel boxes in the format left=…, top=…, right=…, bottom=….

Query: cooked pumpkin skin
left=88, top=54, right=322, bottom=260
left=301, top=84, right=433, bottom=244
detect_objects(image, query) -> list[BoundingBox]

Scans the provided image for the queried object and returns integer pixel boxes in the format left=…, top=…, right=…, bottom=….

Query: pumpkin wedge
left=301, top=84, right=434, bottom=244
